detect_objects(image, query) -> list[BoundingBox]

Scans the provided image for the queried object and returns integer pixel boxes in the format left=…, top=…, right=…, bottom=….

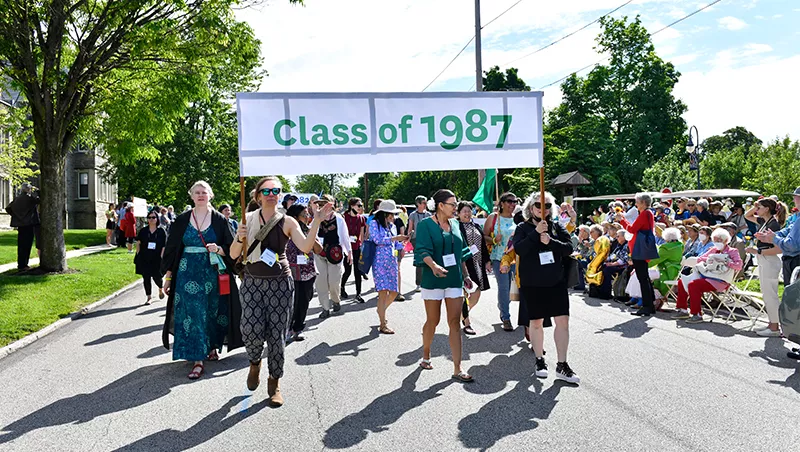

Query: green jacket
left=413, top=217, right=471, bottom=290
left=648, top=240, right=683, bottom=295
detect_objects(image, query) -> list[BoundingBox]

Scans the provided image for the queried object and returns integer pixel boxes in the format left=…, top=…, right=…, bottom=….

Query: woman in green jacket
left=414, top=189, right=475, bottom=383
left=649, top=227, right=685, bottom=307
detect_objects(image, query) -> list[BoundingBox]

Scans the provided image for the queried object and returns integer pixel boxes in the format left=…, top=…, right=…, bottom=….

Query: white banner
left=236, top=92, right=543, bottom=176
left=132, top=197, right=148, bottom=217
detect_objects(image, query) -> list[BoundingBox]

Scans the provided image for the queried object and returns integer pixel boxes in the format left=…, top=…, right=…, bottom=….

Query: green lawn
left=0, top=248, right=140, bottom=347
left=735, top=279, right=785, bottom=299
left=0, top=229, right=108, bottom=266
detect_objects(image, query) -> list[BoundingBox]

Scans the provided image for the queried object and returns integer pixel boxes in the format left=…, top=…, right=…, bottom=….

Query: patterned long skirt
left=239, top=274, right=294, bottom=378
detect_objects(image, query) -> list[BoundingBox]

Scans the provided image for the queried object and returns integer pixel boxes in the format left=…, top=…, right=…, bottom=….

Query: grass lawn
left=0, top=248, right=139, bottom=347
left=0, top=229, right=108, bottom=266
left=735, top=279, right=785, bottom=299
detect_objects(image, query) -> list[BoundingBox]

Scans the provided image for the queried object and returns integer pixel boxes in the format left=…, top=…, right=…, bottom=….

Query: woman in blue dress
left=161, top=181, right=243, bottom=380
left=369, top=200, right=408, bottom=334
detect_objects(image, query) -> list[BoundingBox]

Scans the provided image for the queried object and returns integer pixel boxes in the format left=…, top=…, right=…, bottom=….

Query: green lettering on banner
left=379, top=123, right=397, bottom=144
left=273, top=119, right=296, bottom=146
left=439, top=115, right=463, bottom=150
left=399, top=115, right=413, bottom=143
left=351, top=124, right=368, bottom=145
left=311, top=124, right=332, bottom=145
left=491, top=115, right=512, bottom=148
left=332, top=124, right=350, bottom=145
left=465, top=109, right=488, bottom=143
left=298, top=116, right=310, bottom=145
left=420, top=116, right=436, bottom=143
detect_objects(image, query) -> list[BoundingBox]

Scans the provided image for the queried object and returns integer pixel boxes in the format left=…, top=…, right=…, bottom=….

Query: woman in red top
left=616, top=193, right=657, bottom=316
left=121, top=205, right=137, bottom=253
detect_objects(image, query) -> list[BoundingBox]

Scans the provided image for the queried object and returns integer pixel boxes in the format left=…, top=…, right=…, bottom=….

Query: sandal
left=206, top=350, right=219, bottom=361
left=144, top=297, right=153, bottom=306
left=379, top=321, right=395, bottom=335
left=463, top=325, right=476, bottom=335
left=188, top=363, right=204, bottom=380
left=419, top=359, right=433, bottom=370
left=452, top=371, right=474, bottom=383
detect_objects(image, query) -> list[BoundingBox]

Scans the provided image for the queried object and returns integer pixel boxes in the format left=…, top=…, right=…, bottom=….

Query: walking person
left=313, top=194, right=353, bottom=318
left=745, top=198, right=784, bottom=336
left=229, top=176, right=332, bottom=406
left=116, top=202, right=127, bottom=248
left=394, top=206, right=408, bottom=301
left=341, top=197, right=366, bottom=303
left=135, top=209, right=167, bottom=305
left=368, top=200, right=407, bottom=334
left=105, top=203, right=117, bottom=246
left=407, top=195, right=432, bottom=292
left=514, top=191, right=579, bottom=384
left=483, top=192, right=519, bottom=331
left=617, top=193, right=659, bottom=317
left=415, top=189, right=475, bottom=383
left=219, top=203, right=238, bottom=232
left=161, top=181, right=244, bottom=380
left=286, top=204, right=322, bottom=342
left=457, top=201, right=491, bottom=335
left=6, top=183, right=40, bottom=270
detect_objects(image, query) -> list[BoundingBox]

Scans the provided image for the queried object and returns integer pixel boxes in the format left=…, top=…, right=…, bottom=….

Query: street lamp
left=686, top=125, right=701, bottom=190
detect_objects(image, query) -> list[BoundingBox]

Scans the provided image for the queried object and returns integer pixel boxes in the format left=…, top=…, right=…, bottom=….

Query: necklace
left=192, top=208, right=210, bottom=231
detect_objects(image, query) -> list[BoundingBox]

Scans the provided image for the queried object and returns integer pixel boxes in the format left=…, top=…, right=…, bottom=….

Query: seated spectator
left=597, top=230, right=630, bottom=300
left=586, top=226, right=611, bottom=293
left=683, top=224, right=701, bottom=258
left=672, top=228, right=743, bottom=323
left=571, top=225, right=592, bottom=291
left=674, top=197, right=691, bottom=221
left=654, top=223, right=667, bottom=246
left=720, top=222, right=746, bottom=267
left=727, top=204, right=747, bottom=236
left=648, top=227, right=685, bottom=307
left=709, top=201, right=726, bottom=225
left=685, top=225, right=712, bottom=258
left=694, top=199, right=713, bottom=226
left=654, top=206, right=670, bottom=226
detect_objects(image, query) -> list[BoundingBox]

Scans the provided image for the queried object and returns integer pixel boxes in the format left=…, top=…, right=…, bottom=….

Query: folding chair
left=663, top=257, right=697, bottom=308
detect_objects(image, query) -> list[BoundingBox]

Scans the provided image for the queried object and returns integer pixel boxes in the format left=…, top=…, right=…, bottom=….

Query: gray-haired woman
left=616, top=193, right=657, bottom=316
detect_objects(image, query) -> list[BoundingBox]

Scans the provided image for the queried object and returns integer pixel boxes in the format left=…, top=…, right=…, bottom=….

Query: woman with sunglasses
left=415, top=189, right=475, bottom=383
left=514, top=192, right=579, bottom=384
left=483, top=192, right=518, bottom=331
left=135, top=209, right=167, bottom=305
left=230, top=176, right=332, bottom=407
left=457, top=201, right=491, bottom=335
left=745, top=198, right=783, bottom=336
left=341, top=197, right=366, bottom=302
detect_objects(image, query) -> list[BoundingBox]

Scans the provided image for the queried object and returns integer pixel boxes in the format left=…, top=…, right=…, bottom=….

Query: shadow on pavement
left=749, top=337, right=800, bottom=393
left=322, top=367, right=453, bottom=449
left=111, top=395, right=270, bottom=451
left=136, top=306, right=166, bottom=317
left=395, top=329, right=523, bottom=368
left=137, top=345, right=170, bottom=359
left=77, top=304, right=142, bottom=320
left=295, top=328, right=380, bottom=365
left=595, top=316, right=654, bottom=339
left=84, top=324, right=162, bottom=346
left=0, top=359, right=242, bottom=444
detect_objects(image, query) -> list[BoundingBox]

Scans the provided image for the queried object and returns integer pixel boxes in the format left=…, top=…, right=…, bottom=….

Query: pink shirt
left=697, top=246, right=744, bottom=291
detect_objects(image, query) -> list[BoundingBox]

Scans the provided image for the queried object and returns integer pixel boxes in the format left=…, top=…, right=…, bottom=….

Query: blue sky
left=239, top=0, right=800, bottom=145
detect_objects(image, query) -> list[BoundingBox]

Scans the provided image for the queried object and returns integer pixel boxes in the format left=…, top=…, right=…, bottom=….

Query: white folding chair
left=663, top=257, right=697, bottom=307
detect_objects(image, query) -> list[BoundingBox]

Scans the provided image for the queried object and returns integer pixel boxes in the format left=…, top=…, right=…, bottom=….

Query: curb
left=0, top=280, right=143, bottom=361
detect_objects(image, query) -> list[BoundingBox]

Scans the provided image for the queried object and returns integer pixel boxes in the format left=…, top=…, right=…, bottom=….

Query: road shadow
left=295, top=328, right=380, bottom=366
left=674, top=317, right=740, bottom=338
left=748, top=337, right=800, bottom=393
left=322, top=367, right=453, bottom=449
left=303, top=297, right=380, bottom=331
left=595, top=316, right=654, bottom=339
left=76, top=304, right=142, bottom=320
left=137, top=345, right=170, bottom=359
left=136, top=306, right=165, bottom=317
left=84, top=324, right=162, bottom=346
left=395, top=329, right=522, bottom=368
left=0, top=359, right=243, bottom=444
left=112, top=395, right=270, bottom=451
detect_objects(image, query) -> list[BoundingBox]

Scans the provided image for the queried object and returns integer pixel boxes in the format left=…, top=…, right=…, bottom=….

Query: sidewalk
left=0, top=244, right=115, bottom=274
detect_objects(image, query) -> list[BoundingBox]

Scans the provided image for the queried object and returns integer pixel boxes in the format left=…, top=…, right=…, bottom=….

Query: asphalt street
left=1, top=255, right=799, bottom=452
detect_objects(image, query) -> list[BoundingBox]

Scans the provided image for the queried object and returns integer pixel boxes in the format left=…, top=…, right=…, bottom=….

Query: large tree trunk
left=37, top=142, right=67, bottom=272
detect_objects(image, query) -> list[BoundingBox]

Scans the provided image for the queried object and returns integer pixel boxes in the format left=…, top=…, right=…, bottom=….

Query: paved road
left=1, top=256, right=799, bottom=451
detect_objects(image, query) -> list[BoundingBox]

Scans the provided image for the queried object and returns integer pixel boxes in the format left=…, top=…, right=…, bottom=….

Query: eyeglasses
left=260, top=187, right=282, bottom=196
left=356, top=204, right=363, bottom=207
left=688, top=204, right=696, bottom=207
left=533, top=202, right=552, bottom=209
left=503, top=199, right=518, bottom=204
left=442, top=202, right=458, bottom=208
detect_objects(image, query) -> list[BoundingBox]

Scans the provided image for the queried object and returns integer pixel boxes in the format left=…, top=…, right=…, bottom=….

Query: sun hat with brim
left=786, top=187, right=800, bottom=196
left=377, top=199, right=401, bottom=214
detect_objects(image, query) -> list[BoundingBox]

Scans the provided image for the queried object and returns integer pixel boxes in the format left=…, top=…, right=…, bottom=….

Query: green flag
left=472, top=169, right=497, bottom=213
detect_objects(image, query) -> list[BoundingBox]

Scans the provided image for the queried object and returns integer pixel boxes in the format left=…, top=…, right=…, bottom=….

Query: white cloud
left=718, top=16, right=748, bottom=30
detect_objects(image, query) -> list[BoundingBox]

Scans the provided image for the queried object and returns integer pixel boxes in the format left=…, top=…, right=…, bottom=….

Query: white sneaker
left=555, top=362, right=580, bottom=384
left=534, top=357, right=548, bottom=378
left=756, top=327, right=781, bottom=337
left=415, top=285, right=421, bottom=292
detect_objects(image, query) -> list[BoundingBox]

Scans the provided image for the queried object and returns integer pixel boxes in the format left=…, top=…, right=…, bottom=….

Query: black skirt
left=520, top=283, right=570, bottom=320
left=106, top=220, right=115, bottom=230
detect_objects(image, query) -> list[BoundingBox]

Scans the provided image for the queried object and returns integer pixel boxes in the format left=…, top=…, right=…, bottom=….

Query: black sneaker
left=340, top=291, right=349, bottom=300
left=534, top=357, right=548, bottom=378
left=319, top=310, right=330, bottom=319
left=555, top=362, right=580, bottom=384
left=355, top=294, right=365, bottom=303
left=333, top=302, right=342, bottom=313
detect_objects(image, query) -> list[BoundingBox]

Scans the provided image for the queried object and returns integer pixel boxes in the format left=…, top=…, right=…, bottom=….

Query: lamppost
left=686, top=125, right=701, bottom=190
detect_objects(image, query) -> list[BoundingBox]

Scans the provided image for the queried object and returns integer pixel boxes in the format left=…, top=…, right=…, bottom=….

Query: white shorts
left=421, top=287, right=463, bottom=300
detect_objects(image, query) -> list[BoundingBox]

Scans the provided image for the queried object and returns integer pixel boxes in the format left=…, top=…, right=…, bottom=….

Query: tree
left=295, top=173, right=353, bottom=198
left=702, top=126, right=762, bottom=156
left=744, top=137, right=800, bottom=203
left=0, top=0, right=301, bottom=272
left=482, top=66, right=531, bottom=92
left=0, top=99, right=37, bottom=186
left=546, top=16, right=687, bottom=194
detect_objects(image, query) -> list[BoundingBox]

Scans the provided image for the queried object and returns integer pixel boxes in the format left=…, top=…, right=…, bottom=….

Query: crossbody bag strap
left=246, top=212, right=284, bottom=259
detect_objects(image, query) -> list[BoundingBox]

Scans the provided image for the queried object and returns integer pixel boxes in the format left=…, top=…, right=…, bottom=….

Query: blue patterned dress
left=369, top=219, right=403, bottom=292
left=172, top=224, right=223, bottom=361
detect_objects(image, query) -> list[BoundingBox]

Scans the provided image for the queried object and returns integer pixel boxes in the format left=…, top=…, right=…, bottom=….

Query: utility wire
left=421, top=0, right=525, bottom=92
left=538, top=0, right=725, bottom=89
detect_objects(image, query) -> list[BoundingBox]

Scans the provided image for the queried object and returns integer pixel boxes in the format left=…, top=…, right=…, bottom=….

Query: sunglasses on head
left=260, top=187, right=282, bottom=196
left=534, top=202, right=552, bottom=209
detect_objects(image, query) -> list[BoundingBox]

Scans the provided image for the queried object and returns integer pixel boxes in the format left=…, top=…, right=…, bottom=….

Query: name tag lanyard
left=434, top=218, right=457, bottom=268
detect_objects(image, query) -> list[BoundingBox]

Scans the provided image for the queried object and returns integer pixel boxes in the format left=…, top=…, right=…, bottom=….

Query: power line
left=537, top=0, right=725, bottom=90
left=421, top=0, right=525, bottom=92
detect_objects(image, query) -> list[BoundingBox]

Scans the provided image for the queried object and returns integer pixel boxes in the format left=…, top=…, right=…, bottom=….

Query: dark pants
left=784, top=255, right=800, bottom=286
left=292, top=277, right=316, bottom=333
left=574, top=260, right=588, bottom=290
left=17, top=225, right=35, bottom=269
left=599, top=265, right=626, bottom=300
left=142, top=273, right=163, bottom=296
left=116, top=227, right=126, bottom=248
left=632, top=259, right=655, bottom=310
left=341, top=248, right=363, bottom=295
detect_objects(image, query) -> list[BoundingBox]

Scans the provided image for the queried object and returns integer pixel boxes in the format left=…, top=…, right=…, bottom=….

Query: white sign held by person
left=236, top=92, right=543, bottom=176
left=132, top=197, right=148, bottom=217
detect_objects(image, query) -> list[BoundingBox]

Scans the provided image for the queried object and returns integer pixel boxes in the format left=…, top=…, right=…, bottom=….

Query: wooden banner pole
left=239, top=177, right=248, bottom=255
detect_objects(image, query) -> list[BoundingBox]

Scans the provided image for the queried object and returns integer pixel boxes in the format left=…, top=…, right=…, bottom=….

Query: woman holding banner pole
left=230, top=176, right=332, bottom=407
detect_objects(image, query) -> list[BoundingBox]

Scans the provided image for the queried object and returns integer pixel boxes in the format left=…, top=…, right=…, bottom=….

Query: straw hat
left=377, top=199, right=401, bottom=214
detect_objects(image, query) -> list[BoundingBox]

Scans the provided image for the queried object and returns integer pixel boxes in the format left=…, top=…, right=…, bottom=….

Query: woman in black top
left=745, top=198, right=783, bottom=336
left=512, top=191, right=579, bottom=384
left=135, top=209, right=167, bottom=304
left=457, top=201, right=491, bottom=335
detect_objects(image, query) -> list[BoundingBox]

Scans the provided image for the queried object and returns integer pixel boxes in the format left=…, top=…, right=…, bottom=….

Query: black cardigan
left=512, top=219, right=573, bottom=287
left=160, top=210, right=244, bottom=351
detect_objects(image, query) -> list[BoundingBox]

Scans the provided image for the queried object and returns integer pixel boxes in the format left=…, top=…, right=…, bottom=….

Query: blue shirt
left=773, top=221, right=800, bottom=257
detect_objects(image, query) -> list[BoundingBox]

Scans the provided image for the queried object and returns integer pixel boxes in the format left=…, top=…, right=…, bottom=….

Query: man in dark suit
left=6, top=183, right=40, bottom=270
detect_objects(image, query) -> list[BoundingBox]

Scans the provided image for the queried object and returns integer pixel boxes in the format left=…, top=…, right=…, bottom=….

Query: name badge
left=350, top=236, right=357, bottom=243
left=468, top=244, right=479, bottom=255
left=442, top=253, right=457, bottom=267
left=318, top=237, right=324, bottom=246
left=539, top=251, right=555, bottom=265
left=260, top=248, right=277, bottom=267
left=297, top=254, right=309, bottom=265
left=147, top=242, right=156, bottom=250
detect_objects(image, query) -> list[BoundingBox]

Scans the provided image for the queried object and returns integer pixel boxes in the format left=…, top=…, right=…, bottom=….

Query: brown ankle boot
left=247, top=361, right=261, bottom=391
left=267, top=377, right=283, bottom=407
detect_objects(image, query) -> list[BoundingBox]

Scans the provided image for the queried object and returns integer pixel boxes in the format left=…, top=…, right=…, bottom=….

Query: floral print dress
left=369, top=219, right=403, bottom=292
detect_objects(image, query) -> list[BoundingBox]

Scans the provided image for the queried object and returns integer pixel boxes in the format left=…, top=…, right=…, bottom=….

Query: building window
left=78, top=172, right=89, bottom=199
left=0, top=177, right=10, bottom=211
left=72, top=139, right=89, bottom=153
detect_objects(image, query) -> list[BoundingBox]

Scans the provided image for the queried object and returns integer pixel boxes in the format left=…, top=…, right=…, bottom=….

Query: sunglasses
left=503, top=199, right=518, bottom=204
left=260, top=187, right=282, bottom=196
left=147, top=216, right=158, bottom=220
left=534, top=202, right=552, bottom=209
left=356, top=204, right=363, bottom=207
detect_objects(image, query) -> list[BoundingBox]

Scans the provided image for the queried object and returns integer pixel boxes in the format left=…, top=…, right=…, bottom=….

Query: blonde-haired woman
left=162, top=181, right=243, bottom=380
left=230, top=176, right=332, bottom=407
